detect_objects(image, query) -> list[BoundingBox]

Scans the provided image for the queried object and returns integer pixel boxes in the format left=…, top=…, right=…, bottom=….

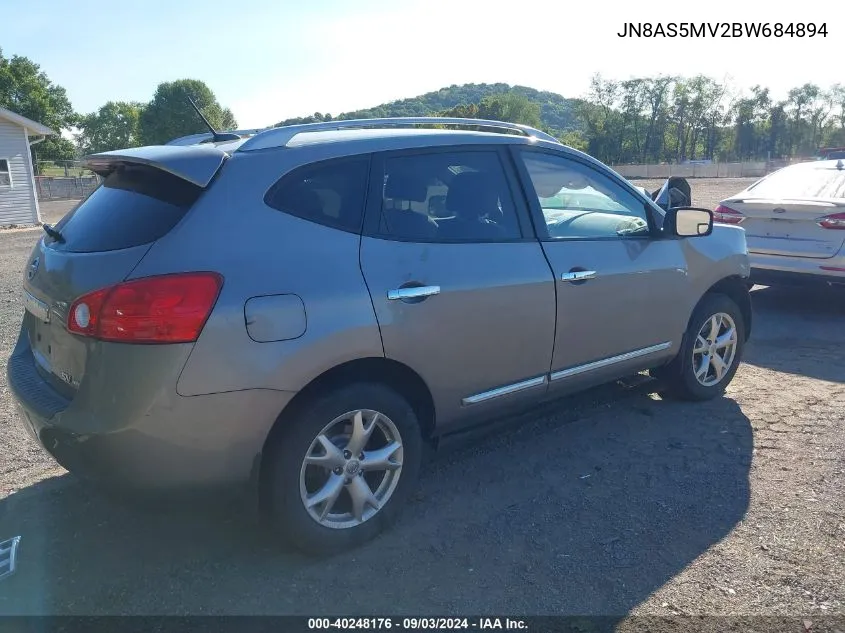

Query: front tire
left=263, top=383, right=422, bottom=555
left=653, top=293, right=746, bottom=401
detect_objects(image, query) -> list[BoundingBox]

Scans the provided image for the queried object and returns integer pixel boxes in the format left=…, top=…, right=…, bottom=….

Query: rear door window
left=371, top=150, right=523, bottom=242
left=50, top=165, right=201, bottom=253
left=264, top=156, right=370, bottom=233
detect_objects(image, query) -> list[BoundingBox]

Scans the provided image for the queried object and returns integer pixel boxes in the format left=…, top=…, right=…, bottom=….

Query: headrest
left=385, top=170, right=429, bottom=202
left=446, top=172, right=500, bottom=216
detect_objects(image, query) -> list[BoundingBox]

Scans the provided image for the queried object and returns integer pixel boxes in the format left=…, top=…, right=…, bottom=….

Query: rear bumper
left=749, top=251, right=845, bottom=287
left=7, top=329, right=295, bottom=491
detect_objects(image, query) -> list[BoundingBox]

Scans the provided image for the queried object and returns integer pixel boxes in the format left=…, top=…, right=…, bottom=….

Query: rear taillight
left=817, top=212, right=845, bottom=230
left=713, top=204, right=745, bottom=225
left=68, top=272, right=223, bottom=343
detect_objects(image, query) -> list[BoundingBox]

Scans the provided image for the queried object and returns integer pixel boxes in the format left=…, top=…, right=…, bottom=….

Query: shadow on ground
left=743, top=285, right=845, bottom=383
left=0, top=381, right=752, bottom=617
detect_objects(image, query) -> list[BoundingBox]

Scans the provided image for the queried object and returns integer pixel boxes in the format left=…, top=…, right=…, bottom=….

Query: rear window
left=264, top=156, right=370, bottom=233
left=747, top=165, right=845, bottom=199
left=50, top=165, right=201, bottom=253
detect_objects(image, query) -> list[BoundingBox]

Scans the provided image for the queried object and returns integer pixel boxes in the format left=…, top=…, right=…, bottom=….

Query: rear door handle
left=387, top=285, right=441, bottom=301
left=561, top=270, right=597, bottom=282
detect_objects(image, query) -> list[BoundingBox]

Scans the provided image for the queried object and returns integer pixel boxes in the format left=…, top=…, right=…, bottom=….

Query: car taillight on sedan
left=713, top=205, right=745, bottom=225
left=817, top=212, right=845, bottom=230
left=67, top=272, right=223, bottom=343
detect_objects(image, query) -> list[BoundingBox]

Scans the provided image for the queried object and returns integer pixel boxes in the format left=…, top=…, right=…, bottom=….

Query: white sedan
left=716, top=159, right=845, bottom=287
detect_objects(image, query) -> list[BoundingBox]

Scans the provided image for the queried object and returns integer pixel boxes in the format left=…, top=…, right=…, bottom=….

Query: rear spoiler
left=84, top=145, right=229, bottom=188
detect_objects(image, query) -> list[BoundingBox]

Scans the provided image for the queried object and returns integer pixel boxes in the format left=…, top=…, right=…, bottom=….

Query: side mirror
left=665, top=207, right=713, bottom=237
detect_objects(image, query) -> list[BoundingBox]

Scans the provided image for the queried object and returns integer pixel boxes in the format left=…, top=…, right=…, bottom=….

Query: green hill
left=275, top=83, right=582, bottom=134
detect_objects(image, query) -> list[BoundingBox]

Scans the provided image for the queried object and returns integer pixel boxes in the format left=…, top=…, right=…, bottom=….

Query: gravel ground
left=0, top=183, right=843, bottom=621
left=634, top=177, right=757, bottom=211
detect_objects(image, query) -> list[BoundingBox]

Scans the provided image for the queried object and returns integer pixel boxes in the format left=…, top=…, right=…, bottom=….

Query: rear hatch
left=21, top=145, right=227, bottom=399
left=720, top=162, right=845, bottom=259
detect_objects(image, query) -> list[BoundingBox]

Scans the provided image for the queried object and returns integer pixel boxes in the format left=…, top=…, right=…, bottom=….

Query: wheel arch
left=701, top=275, right=752, bottom=341
left=256, top=357, right=435, bottom=517
left=261, top=356, right=436, bottom=458
left=655, top=274, right=752, bottom=374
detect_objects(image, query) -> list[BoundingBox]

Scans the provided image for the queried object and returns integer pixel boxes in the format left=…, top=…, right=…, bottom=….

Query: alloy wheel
left=692, top=312, right=739, bottom=387
left=299, top=409, right=404, bottom=529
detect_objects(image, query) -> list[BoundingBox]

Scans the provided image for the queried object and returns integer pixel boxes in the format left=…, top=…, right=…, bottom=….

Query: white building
left=0, top=106, right=55, bottom=226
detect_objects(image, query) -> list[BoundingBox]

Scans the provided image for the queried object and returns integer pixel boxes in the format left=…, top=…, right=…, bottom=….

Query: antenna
left=187, top=96, right=241, bottom=143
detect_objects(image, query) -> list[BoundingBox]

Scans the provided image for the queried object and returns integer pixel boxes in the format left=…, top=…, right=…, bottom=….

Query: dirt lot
left=0, top=181, right=843, bottom=622
left=634, top=177, right=756, bottom=211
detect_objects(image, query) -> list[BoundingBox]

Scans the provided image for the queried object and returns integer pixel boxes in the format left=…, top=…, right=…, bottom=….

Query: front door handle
left=561, top=270, right=597, bottom=282
left=387, top=285, right=441, bottom=301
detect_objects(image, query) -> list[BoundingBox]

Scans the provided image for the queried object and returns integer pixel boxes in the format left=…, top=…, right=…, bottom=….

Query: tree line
left=271, top=79, right=845, bottom=164
left=3, top=46, right=842, bottom=167
left=274, top=83, right=577, bottom=134
left=569, top=75, right=845, bottom=165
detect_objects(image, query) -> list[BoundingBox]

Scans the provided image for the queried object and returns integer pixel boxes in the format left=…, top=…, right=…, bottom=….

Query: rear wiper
left=42, top=223, right=65, bottom=243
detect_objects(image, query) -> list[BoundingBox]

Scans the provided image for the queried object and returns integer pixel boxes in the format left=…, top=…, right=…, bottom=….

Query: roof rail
left=237, top=117, right=561, bottom=151
left=165, top=128, right=270, bottom=146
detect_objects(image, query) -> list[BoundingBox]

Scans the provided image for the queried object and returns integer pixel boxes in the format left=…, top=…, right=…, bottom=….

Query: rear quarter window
left=51, top=165, right=201, bottom=253
left=263, top=156, right=370, bottom=233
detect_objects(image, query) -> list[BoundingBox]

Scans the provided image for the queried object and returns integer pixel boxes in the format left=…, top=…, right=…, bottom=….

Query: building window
left=0, top=159, right=11, bottom=187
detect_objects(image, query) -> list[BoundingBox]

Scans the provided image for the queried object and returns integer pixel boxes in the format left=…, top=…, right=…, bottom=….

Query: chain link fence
left=35, top=161, right=101, bottom=201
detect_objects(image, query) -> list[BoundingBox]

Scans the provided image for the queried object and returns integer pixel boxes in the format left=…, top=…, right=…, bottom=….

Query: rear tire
left=653, top=293, right=746, bottom=401
left=263, top=382, right=422, bottom=556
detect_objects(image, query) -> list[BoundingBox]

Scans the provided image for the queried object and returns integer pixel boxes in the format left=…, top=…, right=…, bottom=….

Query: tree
left=477, top=92, right=541, bottom=128
left=77, top=101, right=144, bottom=154
left=138, top=79, right=237, bottom=145
left=640, top=77, right=672, bottom=162
left=558, top=130, right=589, bottom=152
left=0, top=47, right=78, bottom=161
left=438, top=92, right=542, bottom=136
left=786, top=83, right=820, bottom=155
left=826, top=84, right=845, bottom=147
left=807, top=90, right=832, bottom=149
left=441, top=92, right=542, bottom=127
left=440, top=103, right=480, bottom=119
left=274, top=112, right=333, bottom=127
left=618, top=79, right=646, bottom=161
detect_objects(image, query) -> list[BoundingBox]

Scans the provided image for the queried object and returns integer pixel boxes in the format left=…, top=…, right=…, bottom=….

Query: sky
left=1, top=0, right=839, bottom=129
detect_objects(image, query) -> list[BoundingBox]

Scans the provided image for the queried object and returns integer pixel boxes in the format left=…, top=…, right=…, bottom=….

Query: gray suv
left=8, top=118, right=752, bottom=554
